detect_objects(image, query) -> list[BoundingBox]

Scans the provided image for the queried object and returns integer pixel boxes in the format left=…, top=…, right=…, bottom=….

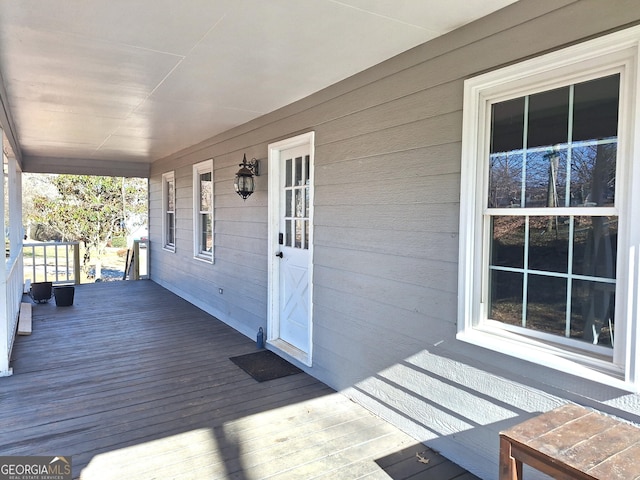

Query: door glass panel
left=285, top=220, right=292, bottom=247
left=295, top=189, right=303, bottom=217
left=295, top=220, right=302, bottom=248
left=282, top=150, right=311, bottom=250
left=295, top=157, right=303, bottom=185
left=285, top=190, right=292, bottom=217
left=285, top=159, right=292, bottom=187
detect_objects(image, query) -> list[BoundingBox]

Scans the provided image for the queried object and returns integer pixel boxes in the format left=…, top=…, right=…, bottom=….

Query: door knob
left=275, top=252, right=283, bottom=258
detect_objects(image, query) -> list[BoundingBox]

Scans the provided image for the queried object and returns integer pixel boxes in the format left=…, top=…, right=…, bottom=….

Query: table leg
left=500, top=436, right=523, bottom=480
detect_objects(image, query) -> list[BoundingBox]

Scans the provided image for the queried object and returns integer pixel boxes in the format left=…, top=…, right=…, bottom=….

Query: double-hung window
left=162, top=171, right=176, bottom=252
left=458, top=27, right=640, bottom=390
left=193, top=160, right=214, bottom=262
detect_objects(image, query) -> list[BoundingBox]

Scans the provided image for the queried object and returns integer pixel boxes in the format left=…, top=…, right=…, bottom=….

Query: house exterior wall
left=149, top=1, right=640, bottom=477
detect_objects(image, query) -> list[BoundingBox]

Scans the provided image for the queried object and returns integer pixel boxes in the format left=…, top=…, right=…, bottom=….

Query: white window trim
left=458, top=26, right=640, bottom=392
left=162, top=171, right=176, bottom=253
left=193, top=159, right=214, bottom=263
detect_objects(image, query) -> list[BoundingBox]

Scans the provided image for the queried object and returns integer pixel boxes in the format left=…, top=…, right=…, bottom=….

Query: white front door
left=268, top=132, right=314, bottom=365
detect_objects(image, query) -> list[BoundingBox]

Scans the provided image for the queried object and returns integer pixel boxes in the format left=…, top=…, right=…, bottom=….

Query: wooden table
left=499, top=404, right=640, bottom=479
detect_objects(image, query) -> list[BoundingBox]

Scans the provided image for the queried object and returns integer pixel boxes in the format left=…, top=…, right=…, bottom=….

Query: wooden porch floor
left=2, top=281, right=480, bottom=480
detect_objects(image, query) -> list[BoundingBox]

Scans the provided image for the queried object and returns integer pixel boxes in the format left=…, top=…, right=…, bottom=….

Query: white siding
left=149, top=1, right=640, bottom=478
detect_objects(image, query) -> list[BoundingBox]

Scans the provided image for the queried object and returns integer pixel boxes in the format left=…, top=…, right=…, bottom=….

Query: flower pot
left=54, top=286, right=75, bottom=307
left=31, top=282, right=53, bottom=303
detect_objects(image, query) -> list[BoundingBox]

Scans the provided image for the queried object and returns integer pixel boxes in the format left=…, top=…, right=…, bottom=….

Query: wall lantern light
left=234, top=154, right=260, bottom=200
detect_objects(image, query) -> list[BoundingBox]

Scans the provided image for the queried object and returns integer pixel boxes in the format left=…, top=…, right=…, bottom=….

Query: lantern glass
left=234, top=170, right=255, bottom=199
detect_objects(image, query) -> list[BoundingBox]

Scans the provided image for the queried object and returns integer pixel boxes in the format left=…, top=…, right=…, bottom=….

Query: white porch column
left=0, top=127, right=9, bottom=376
left=0, top=130, right=22, bottom=377
left=9, top=155, right=22, bottom=259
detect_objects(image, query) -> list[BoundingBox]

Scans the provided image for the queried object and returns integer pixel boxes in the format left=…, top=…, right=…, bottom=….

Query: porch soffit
left=0, top=0, right=518, bottom=177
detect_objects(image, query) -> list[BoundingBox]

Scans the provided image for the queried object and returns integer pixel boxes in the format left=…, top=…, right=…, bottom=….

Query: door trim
left=267, top=131, right=315, bottom=366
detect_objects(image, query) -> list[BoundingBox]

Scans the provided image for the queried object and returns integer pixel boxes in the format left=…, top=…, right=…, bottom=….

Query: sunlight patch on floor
left=81, top=428, right=221, bottom=479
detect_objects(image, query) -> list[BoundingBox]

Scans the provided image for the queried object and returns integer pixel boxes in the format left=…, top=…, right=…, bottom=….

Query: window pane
left=200, top=172, right=212, bottom=211
left=528, top=216, right=569, bottom=273
left=570, top=279, right=615, bottom=347
left=305, top=155, right=310, bottom=184
left=527, top=86, right=569, bottom=148
left=572, top=216, right=617, bottom=279
left=491, top=216, right=525, bottom=269
left=526, top=274, right=567, bottom=337
left=491, top=98, right=524, bottom=154
left=201, top=214, right=212, bottom=253
left=573, top=74, right=619, bottom=142
left=167, top=212, right=175, bottom=244
left=489, top=151, right=523, bottom=207
left=489, top=270, right=523, bottom=326
left=570, top=143, right=616, bottom=207
left=488, top=75, right=619, bottom=212
left=524, top=149, right=568, bottom=208
left=167, top=180, right=175, bottom=211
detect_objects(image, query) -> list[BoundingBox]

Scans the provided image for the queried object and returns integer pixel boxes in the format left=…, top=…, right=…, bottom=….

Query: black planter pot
left=54, top=286, right=75, bottom=307
left=31, top=282, right=53, bottom=303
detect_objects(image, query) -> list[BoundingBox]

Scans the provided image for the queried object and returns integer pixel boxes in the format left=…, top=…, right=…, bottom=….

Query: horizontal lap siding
left=148, top=1, right=640, bottom=478
left=150, top=159, right=268, bottom=338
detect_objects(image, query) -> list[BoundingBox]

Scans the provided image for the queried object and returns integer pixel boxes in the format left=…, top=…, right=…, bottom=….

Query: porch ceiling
left=0, top=0, right=517, bottom=177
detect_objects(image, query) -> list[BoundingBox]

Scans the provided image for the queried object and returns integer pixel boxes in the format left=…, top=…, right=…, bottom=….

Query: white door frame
left=267, top=131, right=315, bottom=366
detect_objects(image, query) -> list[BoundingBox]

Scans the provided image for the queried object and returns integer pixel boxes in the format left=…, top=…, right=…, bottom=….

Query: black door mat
left=230, top=349, right=303, bottom=382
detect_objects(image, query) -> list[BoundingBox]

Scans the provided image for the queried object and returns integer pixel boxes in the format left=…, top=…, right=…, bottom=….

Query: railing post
left=133, top=240, right=140, bottom=280
left=73, top=243, right=81, bottom=285
left=43, top=246, right=48, bottom=282
left=54, top=244, right=60, bottom=283
left=30, top=245, right=36, bottom=283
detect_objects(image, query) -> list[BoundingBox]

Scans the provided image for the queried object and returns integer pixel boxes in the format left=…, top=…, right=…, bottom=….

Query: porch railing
left=23, top=240, right=149, bottom=285
left=4, top=251, right=23, bottom=374
left=128, top=239, right=149, bottom=280
left=23, top=242, right=81, bottom=285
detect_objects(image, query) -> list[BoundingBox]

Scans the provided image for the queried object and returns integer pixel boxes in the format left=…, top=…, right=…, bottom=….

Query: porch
left=3, top=280, right=478, bottom=480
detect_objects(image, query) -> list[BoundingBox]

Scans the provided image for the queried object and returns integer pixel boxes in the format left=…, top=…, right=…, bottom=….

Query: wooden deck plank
left=3, top=280, right=476, bottom=480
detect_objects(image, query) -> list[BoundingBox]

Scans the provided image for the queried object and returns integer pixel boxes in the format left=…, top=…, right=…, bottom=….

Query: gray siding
left=149, top=1, right=640, bottom=478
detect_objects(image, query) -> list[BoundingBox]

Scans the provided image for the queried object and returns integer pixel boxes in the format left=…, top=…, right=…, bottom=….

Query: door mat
left=230, top=350, right=303, bottom=382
